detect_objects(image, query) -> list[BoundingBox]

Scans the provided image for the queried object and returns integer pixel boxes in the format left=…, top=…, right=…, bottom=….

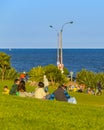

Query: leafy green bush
left=63, top=67, right=69, bottom=76
left=0, top=67, right=19, bottom=80
left=43, top=64, right=69, bottom=85
left=76, top=69, right=104, bottom=89
left=28, top=66, right=45, bottom=82
left=44, top=64, right=62, bottom=83
left=4, top=67, right=19, bottom=80
left=28, top=64, right=69, bottom=85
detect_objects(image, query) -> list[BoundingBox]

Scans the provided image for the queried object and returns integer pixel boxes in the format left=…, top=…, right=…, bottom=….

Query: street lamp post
left=49, top=25, right=60, bottom=66
left=59, top=21, right=73, bottom=72
left=49, top=21, right=73, bottom=72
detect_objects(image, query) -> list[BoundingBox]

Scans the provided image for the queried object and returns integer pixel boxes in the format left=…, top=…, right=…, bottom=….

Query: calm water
left=0, top=49, right=104, bottom=75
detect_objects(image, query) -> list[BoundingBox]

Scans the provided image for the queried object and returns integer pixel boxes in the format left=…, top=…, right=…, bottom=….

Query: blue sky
left=0, top=0, right=104, bottom=48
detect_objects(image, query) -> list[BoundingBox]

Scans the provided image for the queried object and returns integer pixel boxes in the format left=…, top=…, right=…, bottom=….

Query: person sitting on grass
left=49, top=84, right=77, bottom=104
left=34, top=82, right=49, bottom=99
left=9, top=79, right=20, bottom=95
left=17, top=80, right=34, bottom=97
left=2, top=86, right=10, bottom=95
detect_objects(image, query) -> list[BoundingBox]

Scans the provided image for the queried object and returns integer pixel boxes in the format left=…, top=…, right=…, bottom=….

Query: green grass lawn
left=0, top=80, right=104, bottom=130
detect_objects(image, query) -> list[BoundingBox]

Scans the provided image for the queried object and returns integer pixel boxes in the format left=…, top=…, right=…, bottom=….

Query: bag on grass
left=68, top=97, right=77, bottom=104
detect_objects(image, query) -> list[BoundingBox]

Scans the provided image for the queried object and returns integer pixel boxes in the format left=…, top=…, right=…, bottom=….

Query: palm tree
left=0, top=52, right=11, bottom=81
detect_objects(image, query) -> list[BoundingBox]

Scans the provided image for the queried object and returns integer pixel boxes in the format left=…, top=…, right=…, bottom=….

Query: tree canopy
left=0, top=52, right=11, bottom=81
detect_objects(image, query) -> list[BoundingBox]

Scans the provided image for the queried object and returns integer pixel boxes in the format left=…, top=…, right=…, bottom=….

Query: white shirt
left=43, top=76, right=49, bottom=87
left=34, top=88, right=46, bottom=99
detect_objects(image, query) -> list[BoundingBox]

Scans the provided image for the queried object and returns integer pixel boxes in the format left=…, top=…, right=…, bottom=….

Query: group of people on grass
left=68, top=81, right=103, bottom=96
left=2, top=72, right=103, bottom=105
left=2, top=75, right=77, bottom=104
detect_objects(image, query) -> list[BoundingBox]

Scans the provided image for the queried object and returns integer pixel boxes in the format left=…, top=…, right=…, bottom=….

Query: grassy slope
left=0, top=80, right=104, bottom=130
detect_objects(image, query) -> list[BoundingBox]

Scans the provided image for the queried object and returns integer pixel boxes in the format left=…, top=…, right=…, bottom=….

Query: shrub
left=4, top=67, right=19, bottom=80
left=28, top=66, right=45, bottom=82
left=28, top=64, right=69, bottom=85
left=44, top=64, right=69, bottom=85
left=76, top=69, right=104, bottom=89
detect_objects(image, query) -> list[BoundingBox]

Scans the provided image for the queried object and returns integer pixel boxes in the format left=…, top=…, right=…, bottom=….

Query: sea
left=0, top=49, right=104, bottom=75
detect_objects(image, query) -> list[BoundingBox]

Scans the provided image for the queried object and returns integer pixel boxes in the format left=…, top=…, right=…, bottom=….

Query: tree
left=0, top=52, right=11, bottom=81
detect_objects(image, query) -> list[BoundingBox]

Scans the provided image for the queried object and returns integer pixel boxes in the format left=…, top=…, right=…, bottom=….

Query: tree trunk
left=1, top=67, right=6, bottom=81
left=1, top=69, right=4, bottom=81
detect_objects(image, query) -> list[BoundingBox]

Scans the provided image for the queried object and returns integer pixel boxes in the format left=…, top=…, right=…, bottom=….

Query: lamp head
left=49, top=25, right=53, bottom=28
left=70, top=21, right=73, bottom=24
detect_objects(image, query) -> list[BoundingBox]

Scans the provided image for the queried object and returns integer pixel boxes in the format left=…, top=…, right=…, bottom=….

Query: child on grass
left=2, top=86, right=10, bottom=95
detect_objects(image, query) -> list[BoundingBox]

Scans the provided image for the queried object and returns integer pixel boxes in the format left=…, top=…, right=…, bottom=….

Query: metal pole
left=59, top=21, right=73, bottom=72
left=57, top=33, right=60, bottom=66
left=49, top=21, right=73, bottom=73
left=59, top=30, right=62, bottom=65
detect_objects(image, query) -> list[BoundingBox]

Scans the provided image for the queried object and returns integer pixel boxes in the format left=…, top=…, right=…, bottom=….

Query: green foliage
left=44, top=64, right=69, bottom=85
left=28, top=66, right=45, bottom=82
left=0, top=80, right=13, bottom=91
left=63, top=67, right=69, bottom=76
left=0, top=67, right=18, bottom=80
left=76, top=69, right=95, bottom=88
left=0, top=52, right=11, bottom=81
left=44, top=64, right=61, bottom=83
left=95, top=72, right=104, bottom=88
left=76, top=69, right=104, bottom=89
left=4, top=67, right=19, bottom=80
left=28, top=64, right=69, bottom=85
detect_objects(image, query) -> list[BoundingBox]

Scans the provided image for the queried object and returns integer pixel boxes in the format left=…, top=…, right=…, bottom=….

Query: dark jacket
left=50, top=87, right=70, bottom=101
left=9, top=84, right=18, bottom=95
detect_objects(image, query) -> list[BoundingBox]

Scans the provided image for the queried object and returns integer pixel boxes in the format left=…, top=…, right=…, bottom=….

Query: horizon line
left=0, top=47, right=104, bottom=49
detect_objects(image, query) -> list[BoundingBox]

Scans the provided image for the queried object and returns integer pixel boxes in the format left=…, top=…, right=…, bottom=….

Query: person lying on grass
left=49, top=84, right=77, bottom=104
